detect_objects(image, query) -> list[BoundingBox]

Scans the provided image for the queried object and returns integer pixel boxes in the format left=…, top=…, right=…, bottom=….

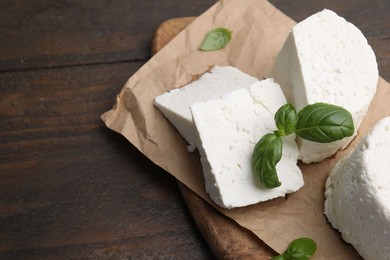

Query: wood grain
left=0, top=1, right=216, bottom=259
left=0, top=0, right=216, bottom=72
left=0, top=62, right=213, bottom=259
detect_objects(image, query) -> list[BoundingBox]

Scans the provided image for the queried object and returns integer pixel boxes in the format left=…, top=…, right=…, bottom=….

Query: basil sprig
left=199, top=27, right=232, bottom=51
left=271, top=237, right=317, bottom=260
left=253, top=102, right=354, bottom=189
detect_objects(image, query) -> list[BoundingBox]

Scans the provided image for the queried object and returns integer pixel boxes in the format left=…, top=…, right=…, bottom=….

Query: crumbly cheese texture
left=154, top=66, right=258, bottom=151
left=271, top=9, right=378, bottom=163
left=324, top=116, right=390, bottom=259
left=191, top=79, right=304, bottom=209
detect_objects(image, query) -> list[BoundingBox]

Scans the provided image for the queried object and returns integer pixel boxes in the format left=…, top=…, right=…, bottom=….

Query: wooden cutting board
left=151, top=17, right=275, bottom=258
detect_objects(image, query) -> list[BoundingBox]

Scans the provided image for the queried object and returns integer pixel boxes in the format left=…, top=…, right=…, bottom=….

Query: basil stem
left=199, top=27, right=232, bottom=51
left=252, top=133, right=282, bottom=188
left=274, top=103, right=298, bottom=137
left=296, top=103, right=354, bottom=143
left=271, top=237, right=317, bottom=260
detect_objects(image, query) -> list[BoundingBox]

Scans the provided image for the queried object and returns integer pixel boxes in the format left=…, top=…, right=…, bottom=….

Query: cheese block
left=271, top=9, right=378, bottom=163
left=154, top=66, right=258, bottom=151
left=191, top=79, right=304, bottom=209
left=324, top=116, right=390, bottom=259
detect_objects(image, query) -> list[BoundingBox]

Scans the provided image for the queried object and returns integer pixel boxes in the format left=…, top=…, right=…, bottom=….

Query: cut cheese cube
left=154, top=66, right=258, bottom=151
left=324, top=116, right=390, bottom=259
left=271, top=9, right=378, bottom=163
left=191, top=79, right=304, bottom=209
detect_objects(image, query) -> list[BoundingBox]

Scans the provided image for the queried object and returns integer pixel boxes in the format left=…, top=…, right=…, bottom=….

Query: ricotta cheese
left=271, top=9, right=378, bottom=163
left=191, top=79, right=304, bottom=209
left=154, top=66, right=258, bottom=151
left=324, top=116, right=390, bottom=259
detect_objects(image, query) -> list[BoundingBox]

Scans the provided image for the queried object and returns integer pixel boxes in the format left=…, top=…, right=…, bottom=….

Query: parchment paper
left=101, top=0, right=390, bottom=258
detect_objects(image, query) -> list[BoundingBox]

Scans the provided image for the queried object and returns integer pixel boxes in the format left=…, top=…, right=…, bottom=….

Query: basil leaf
left=274, top=103, right=298, bottom=137
left=282, top=237, right=317, bottom=260
left=271, top=256, right=286, bottom=260
left=199, top=27, right=232, bottom=51
left=296, top=103, right=354, bottom=143
left=252, top=133, right=282, bottom=188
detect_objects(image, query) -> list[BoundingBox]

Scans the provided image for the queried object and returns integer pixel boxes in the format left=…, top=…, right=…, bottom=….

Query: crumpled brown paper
left=101, top=0, right=390, bottom=257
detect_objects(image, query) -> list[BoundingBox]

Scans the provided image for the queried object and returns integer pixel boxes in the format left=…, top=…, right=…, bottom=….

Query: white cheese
left=154, top=66, right=258, bottom=151
left=191, top=79, right=304, bottom=209
left=271, top=9, right=378, bottom=163
left=324, top=116, right=390, bottom=259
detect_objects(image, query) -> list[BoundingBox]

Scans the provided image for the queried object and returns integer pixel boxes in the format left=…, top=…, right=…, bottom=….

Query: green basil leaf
left=296, top=103, right=354, bottom=143
left=282, top=237, right=317, bottom=260
left=199, top=27, right=232, bottom=51
left=274, top=103, right=298, bottom=137
left=252, top=133, right=282, bottom=188
left=271, top=256, right=286, bottom=260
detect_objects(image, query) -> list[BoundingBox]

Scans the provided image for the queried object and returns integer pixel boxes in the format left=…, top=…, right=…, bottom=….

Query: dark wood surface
left=1, top=0, right=389, bottom=259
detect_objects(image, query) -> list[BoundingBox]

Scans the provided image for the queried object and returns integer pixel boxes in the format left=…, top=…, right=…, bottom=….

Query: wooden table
left=1, top=0, right=389, bottom=258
